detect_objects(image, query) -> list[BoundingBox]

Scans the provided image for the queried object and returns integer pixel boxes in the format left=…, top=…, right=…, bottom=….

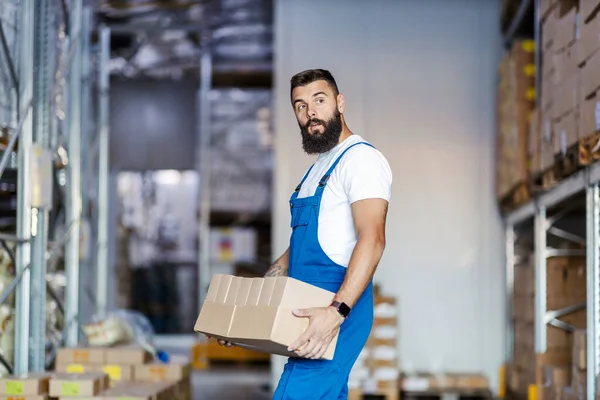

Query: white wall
left=272, top=0, right=505, bottom=393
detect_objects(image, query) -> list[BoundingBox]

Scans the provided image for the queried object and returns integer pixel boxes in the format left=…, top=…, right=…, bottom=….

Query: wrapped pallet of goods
left=496, top=39, right=536, bottom=210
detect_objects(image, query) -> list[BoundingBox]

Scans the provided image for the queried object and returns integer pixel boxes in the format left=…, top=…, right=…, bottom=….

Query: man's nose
left=307, top=107, right=317, bottom=118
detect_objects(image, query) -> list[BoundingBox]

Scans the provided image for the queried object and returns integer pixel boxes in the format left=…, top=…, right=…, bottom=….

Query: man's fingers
left=288, top=329, right=313, bottom=351
left=296, top=339, right=318, bottom=358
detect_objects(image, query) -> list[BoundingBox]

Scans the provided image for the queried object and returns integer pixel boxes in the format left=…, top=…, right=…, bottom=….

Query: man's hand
left=204, top=334, right=236, bottom=348
left=288, top=306, right=344, bottom=359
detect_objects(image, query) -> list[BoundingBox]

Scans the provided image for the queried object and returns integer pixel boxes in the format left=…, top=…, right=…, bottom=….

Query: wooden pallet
left=541, top=166, right=558, bottom=191
left=554, top=132, right=600, bottom=179
left=349, top=388, right=399, bottom=400
left=500, top=181, right=530, bottom=212
left=402, top=388, right=493, bottom=400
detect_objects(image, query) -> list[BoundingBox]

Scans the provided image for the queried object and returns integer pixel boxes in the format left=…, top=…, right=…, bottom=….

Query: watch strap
left=331, top=301, right=351, bottom=318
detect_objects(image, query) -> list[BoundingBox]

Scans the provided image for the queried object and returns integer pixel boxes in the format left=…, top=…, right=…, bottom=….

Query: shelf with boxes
left=506, top=244, right=587, bottom=399
left=501, top=2, right=600, bottom=399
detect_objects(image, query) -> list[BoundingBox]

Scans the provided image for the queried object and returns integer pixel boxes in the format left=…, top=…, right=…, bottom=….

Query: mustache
left=305, top=118, right=326, bottom=129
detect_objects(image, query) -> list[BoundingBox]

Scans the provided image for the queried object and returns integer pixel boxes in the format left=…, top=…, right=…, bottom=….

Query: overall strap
left=315, top=142, right=374, bottom=193
left=291, top=164, right=315, bottom=200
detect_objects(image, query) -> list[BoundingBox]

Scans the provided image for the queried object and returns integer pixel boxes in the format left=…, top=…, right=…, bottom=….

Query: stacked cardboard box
left=535, top=254, right=587, bottom=400
left=348, top=295, right=399, bottom=398
left=133, top=355, right=192, bottom=400
left=54, top=345, right=153, bottom=387
left=570, top=330, right=587, bottom=398
left=542, top=2, right=580, bottom=159
left=0, top=373, right=52, bottom=400
left=194, top=274, right=339, bottom=359
left=496, top=39, right=536, bottom=199
left=578, top=0, right=600, bottom=142
left=511, top=259, right=536, bottom=398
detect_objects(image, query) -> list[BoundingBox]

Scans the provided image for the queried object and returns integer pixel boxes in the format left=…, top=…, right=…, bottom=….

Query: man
left=219, top=69, right=392, bottom=399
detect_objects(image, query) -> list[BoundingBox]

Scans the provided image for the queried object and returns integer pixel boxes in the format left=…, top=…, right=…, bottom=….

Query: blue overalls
left=273, top=142, right=375, bottom=400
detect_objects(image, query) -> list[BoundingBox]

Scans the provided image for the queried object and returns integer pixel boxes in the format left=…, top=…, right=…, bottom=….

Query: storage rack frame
left=0, top=0, right=100, bottom=375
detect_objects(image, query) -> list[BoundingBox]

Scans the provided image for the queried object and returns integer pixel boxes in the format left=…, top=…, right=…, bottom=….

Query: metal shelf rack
left=0, top=0, right=104, bottom=375
left=504, top=162, right=600, bottom=400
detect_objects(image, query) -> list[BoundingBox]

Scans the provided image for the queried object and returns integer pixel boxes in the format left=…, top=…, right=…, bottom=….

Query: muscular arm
left=333, top=198, right=388, bottom=308
left=265, top=247, right=290, bottom=277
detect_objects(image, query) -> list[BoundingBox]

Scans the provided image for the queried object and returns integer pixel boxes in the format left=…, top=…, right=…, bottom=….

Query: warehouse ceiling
left=94, top=0, right=273, bottom=81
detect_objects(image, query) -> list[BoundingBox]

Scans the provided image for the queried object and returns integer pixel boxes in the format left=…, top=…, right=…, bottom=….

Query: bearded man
left=219, top=69, right=393, bottom=399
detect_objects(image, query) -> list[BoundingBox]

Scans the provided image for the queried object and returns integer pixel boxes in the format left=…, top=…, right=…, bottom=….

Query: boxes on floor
left=194, top=274, right=339, bottom=360
left=0, top=373, right=52, bottom=399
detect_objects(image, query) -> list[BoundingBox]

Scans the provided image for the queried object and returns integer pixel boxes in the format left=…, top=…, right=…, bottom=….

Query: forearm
left=265, top=247, right=290, bottom=277
left=333, top=236, right=385, bottom=308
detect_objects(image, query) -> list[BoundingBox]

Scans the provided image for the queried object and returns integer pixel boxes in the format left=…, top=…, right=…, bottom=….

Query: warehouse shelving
left=504, top=161, right=600, bottom=400
left=0, top=0, right=104, bottom=375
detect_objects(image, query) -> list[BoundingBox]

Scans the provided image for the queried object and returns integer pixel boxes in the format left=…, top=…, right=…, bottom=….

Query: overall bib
left=273, top=142, right=375, bottom=400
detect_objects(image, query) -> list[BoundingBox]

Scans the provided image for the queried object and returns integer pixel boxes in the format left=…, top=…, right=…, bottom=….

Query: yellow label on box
left=66, top=364, right=85, bottom=373
left=524, top=64, right=536, bottom=76
left=5, top=380, right=24, bottom=395
left=522, top=40, right=535, bottom=52
left=61, top=382, right=80, bottom=396
left=104, top=365, right=122, bottom=380
left=528, top=383, right=537, bottom=400
left=526, top=88, right=536, bottom=101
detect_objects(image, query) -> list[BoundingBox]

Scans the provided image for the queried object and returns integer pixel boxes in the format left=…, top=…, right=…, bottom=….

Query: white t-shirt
left=296, top=134, right=393, bottom=267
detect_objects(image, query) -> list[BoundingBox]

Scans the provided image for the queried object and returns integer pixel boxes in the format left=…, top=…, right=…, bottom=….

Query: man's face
left=291, top=80, right=344, bottom=155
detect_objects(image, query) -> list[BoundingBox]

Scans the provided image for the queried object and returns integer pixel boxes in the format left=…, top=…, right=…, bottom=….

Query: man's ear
left=337, top=93, right=345, bottom=113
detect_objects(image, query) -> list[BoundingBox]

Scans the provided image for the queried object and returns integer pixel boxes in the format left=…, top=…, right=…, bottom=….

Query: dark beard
left=299, top=110, right=343, bottom=155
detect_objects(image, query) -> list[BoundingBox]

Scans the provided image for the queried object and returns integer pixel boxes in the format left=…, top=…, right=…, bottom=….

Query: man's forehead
left=292, top=81, right=333, bottom=99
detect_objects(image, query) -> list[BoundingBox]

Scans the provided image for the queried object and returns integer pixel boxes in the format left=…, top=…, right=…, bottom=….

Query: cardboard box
left=572, top=329, right=587, bottom=370
left=581, top=0, right=600, bottom=22
left=577, top=13, right=600, bottom=65
left=48, top=373, right=109, bottom=397
left=579, top=94, right=599, bottom=138
left=582, top=49, right=600, bottom=98
left=98, top=381, right=173, bottom=400
left=529, top=109, right=542, bottom=175
left=547, top=256, right=586, bottom=301
left=134, top=356, right=192, bottom=382
left=553, top=111, right=579, bottom=155
left=194, top=274, right=339, bottom=360
left=55, top=347, right=105, bottom=365
left=541, top=113, right=556, bottom=171
left=554, top=7, right=579, bottom=51
left=552, top=71, right=580, bottom=120
left=0, top=374, right=51, bottom=396
left=104, top=345, right=153, bottom=366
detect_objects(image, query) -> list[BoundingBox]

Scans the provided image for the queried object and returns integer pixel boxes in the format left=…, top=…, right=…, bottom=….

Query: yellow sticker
left=524, top=64, right=536, bottom=76
left=522, top=40, right=535, bottom=52
left=526, top=88, right=536, bottom=101
left=104, top=365, right=122, bottom=380
left=61, top=382, right=80, bottom=396
left=5, top=380, right=24, bottom=395
left=528, top=383, right=537, bottom=400
left=66, top=364, right=85, bottom=373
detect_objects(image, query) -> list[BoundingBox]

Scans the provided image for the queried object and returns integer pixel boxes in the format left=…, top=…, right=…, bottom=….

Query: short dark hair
left=290, top=69, right=339, bottom=99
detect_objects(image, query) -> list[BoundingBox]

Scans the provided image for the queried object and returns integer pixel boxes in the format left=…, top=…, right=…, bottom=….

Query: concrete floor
left=191, top=365, right=272, bottom=400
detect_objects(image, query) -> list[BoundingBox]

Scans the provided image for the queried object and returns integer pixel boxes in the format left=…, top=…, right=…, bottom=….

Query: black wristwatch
left=330, top=301, right=351, bottom=319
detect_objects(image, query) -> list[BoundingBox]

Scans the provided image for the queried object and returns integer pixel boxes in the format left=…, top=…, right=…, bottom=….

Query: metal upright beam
left=13, top=0, right=35, bottom=375
left=96, top=26, right=111, bottom=319
left=197, top=49, right=212, bottom=309
left=587, top=184, right=600, bottom=399
left=29, top=0, right=55, bottom=372
left=65, top=0, right=83, bottom=346
left=505, top=223, right=515, bottom=362
left=534, top=205, right=548, bottom=353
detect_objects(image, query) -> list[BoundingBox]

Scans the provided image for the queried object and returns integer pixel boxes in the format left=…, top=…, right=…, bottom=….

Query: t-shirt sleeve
left=339, top=146, right=393, bottom=204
